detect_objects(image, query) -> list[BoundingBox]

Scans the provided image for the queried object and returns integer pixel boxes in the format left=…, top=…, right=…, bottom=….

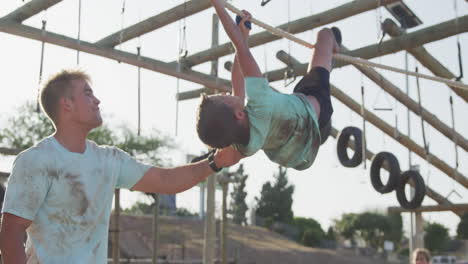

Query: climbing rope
left=222, top=1, right=468, bottom=91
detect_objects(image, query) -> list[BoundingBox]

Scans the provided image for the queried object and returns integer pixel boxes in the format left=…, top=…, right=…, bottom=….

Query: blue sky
left=1, top=0, right=467, bottom=237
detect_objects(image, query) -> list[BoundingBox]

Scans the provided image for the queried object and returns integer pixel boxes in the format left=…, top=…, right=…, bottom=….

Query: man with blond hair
left=0, top=70, right=239, bottom=263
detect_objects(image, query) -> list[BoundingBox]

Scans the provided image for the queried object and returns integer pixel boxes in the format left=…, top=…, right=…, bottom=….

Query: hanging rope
left=283, top=0, right=295, bottom=87
left=415, top=66, right=429, bottom=157
left=222, top=1, right=468, bottom=91
left=37, top=19, right=47, bottom=113
left=137, top=46, right=142, bottom=136
left=175, top=0, right=188, bottom=136
left=360, top=77, right=367, bottom=169
left=76, top=0, right=82, bottom=65
left=449, top=93, right=459, bottom=169
left=454, top=0, right=464, bottom=81
left=119, top=0, right=126, bottom=50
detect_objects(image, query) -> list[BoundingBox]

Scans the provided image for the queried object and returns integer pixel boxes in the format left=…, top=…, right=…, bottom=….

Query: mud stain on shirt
left=64, top=173, right=89, bottom=216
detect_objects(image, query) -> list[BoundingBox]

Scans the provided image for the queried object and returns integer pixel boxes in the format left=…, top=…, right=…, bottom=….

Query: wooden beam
left=177, top=0, right=400, bottom=67
left=0, top=147, right=21, bottom=156
left=1, top=0, right=62, bottom=23
left=339, top=46, right=468, bottom=154
left=329, top=127, right=462, bottom=217
left=96, top=0, right=211, bottom=48
left=388, top=204, right=468, bottom=214
left=264, top=15, right=468, bottom=82
left=0, top=21, right=231, bottom=93
left=382, top=18, right=468, bottom=103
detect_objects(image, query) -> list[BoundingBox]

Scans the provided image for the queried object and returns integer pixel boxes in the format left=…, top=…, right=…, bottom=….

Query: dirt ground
left=110, top=214, right=388, bottom=264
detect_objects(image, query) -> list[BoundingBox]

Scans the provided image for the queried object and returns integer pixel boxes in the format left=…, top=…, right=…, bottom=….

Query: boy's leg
left=293, top=27, right=341, bottom=143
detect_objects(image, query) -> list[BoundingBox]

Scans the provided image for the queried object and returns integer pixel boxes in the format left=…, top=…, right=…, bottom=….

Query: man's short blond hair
left=40, top=69, right=90, bottom=125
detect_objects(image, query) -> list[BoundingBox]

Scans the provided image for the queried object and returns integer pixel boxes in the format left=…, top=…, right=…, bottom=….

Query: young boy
left=196, top=0, right=341, bottom=170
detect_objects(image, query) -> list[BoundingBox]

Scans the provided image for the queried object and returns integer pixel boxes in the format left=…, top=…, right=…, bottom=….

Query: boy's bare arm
left=231, top=56, right=245, bottom=101
left=210, top=0, right=262, bottom=78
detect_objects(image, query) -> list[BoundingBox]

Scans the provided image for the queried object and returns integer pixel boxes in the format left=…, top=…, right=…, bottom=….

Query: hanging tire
left=336, top=126, right=363, bottom=167
left=370, top=152, right=400, bottom=194
left=396, top=170, right=426, bottom=209
left=320, top=120, right=332, bottom=145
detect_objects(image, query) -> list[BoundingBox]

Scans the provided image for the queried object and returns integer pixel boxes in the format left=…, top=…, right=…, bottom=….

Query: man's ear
left=60, top=97, right=73, bottom=112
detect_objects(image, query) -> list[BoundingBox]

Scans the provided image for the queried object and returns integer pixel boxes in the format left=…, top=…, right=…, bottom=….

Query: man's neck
left=54, top=125, right=89, bottom=154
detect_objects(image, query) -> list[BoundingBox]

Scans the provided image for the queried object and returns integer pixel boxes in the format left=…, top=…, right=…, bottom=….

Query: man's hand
left=238, top=10, right=252, bottom=40
left=214, top=146, right=244, bottom=168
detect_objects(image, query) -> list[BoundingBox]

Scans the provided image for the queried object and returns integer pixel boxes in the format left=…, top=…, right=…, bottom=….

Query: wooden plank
left=382, top=18, right=468, bottom=103
left=0, top=21, right=231, bottom=93
left=1, top=0, right=62, bottom=22
left=388, top=204, right=468, bottom=213
left=178, top=0, right=400, bottom=67
left=96, top=0, right=211, bottom=48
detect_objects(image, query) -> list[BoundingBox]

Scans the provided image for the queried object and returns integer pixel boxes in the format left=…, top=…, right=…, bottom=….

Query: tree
left=334, top=211, right=402, bottom=250
left=354, top=212, right=390, bottom=249
left=457, top=212, right=468, bottom=239
left=334, top=213, right=358, bottom=244
left=425, top=222, right=450, bottom=253
left=255, top=166, right=294, bottom=223
left=229, top=164, right=249, bottom=225
left=292, top=217, right=325, bottom=247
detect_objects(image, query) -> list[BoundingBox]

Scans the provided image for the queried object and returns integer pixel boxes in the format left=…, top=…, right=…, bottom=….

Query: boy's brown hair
left=40, top=70, right=90, bottom=125
left=196, top=94, right=244, bottom=148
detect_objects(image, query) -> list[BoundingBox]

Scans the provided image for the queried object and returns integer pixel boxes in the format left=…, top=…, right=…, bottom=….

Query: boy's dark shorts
left=293, top=66, right=333, bottom=129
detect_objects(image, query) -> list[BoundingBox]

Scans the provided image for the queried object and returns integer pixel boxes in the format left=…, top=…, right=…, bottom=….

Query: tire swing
left=336, top=126, right=362, bottom=167
left=370, top=152, right=400, bottom=194
left=396, top=170, right=426, bottom=209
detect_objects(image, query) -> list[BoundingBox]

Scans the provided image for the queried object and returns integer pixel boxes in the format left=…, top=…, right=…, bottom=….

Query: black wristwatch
left=207, top=150, right=222, bottom=172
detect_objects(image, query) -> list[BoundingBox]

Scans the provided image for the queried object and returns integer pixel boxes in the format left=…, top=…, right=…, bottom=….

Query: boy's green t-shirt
left=234, top=77, right=321, bottom=170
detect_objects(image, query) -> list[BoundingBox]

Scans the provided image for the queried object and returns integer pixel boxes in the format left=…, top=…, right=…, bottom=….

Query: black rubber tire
left=396, top=170, right=426, bottom=209
left=370, top=152, right=400, bottom=194
left=336, top=126, right=363, bottom=167
left=320, top=119, right=332, bottom=145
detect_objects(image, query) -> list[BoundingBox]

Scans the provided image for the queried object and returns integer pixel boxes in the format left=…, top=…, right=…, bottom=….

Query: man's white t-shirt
left=2, top=136, right=152, bottom=263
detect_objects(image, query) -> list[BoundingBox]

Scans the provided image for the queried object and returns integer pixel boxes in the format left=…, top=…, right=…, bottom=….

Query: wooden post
left=221, top=183, right=228, bottom=264
left=112, top=189, right=120, bottom=264
left=203, top=13, right=219, bottom=264
left=152, top=194, right=160, bottom=264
